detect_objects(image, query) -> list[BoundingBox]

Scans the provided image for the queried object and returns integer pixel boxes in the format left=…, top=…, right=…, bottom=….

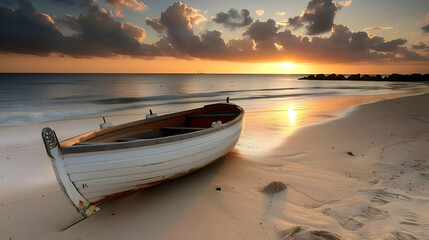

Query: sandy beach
left=1, top=93, right=428, bottom=240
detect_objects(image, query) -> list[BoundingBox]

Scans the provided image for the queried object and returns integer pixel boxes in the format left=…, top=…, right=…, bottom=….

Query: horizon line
left=0, top=72, right=415, bottom=75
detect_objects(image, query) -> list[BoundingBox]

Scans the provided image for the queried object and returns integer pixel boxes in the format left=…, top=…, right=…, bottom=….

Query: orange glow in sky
left=1, top=53, right=428, bottom=74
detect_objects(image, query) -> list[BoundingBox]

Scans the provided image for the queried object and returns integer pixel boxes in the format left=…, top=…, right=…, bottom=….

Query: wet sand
left=1, top=93, right=428, bottom=239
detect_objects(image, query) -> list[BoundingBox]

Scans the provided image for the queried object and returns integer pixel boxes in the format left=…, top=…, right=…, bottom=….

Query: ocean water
left=0, top=73, right=426, bottom=126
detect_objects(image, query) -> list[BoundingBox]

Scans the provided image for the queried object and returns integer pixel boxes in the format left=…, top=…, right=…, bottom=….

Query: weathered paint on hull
left=68, top=123, right=242, bottom=202
left=44, top=115, right=243, bottom=216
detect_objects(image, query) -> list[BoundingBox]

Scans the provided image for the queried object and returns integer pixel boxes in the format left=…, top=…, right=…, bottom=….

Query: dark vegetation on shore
left=299, top=73, right=429, bottom=82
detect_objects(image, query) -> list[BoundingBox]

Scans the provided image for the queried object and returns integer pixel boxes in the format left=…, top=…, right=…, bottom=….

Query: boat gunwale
left=60, top=103, right=244, bottom=155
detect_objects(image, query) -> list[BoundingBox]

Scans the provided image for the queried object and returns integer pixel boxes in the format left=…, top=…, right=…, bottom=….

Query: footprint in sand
left=375, top=189, right=411, bottom=201
left=371, top=196, right=390, bottom=205
left=322, top=208, right=340, bottom=217
left=322, top=208, right=363, bottom=231
left=400, top=211, right=419, bottom=226
left=371, top=189, right=412, bottom=206
left=362, top=206, right=389, bottom=220
left=386, top=231, right=419, bottom=240
left=369, top=179, right=379, bottom=185
left=340, top=218, right=364, bottom=231
left=278, top=226, right=343, bottom=240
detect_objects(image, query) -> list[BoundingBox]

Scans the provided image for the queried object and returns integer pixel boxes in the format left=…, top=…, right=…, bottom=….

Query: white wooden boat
left=42, top=102, right=244, bottom=216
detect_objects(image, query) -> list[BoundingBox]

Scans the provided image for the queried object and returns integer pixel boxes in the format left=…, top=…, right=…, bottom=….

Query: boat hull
left=42, top=104, right=243, bottom=216
left=65, top=120, right=242, bottom=203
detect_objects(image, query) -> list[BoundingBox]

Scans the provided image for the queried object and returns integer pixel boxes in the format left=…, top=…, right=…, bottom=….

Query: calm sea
left=0, top=73, right=426, bottom=126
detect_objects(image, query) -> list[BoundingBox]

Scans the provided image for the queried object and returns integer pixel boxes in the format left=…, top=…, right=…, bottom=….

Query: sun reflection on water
left=287, top=108, right=296, bottom=125
left=236, top=93, right=412, bottom=157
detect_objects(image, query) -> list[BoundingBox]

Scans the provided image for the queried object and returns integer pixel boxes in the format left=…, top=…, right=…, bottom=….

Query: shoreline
left=268, top=93, right=429, bottom=239
left=1, top=92, right=428, bottom=239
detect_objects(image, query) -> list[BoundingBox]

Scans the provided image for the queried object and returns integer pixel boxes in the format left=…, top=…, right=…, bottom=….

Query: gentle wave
left=91, top=85, right=386, bottom=105
left=0, top=73, right=424, bottom=126
left=0, top=108, right=102, bottom=126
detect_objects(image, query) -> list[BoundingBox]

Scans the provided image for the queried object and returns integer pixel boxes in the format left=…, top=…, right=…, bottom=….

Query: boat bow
left=42, top=127, right=100, bottom=216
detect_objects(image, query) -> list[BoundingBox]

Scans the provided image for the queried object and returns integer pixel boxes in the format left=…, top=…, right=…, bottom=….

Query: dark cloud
left=212, top=8, right=253, bottom=30
left=287, top=16, right=303, bottom=29
left=273, top=24, right=426, bottom=63
left=372, top=38, right=407, bottom=52
left=199, top=30, right=230, bottom=58
left=0, top=1, right=426, bottom=64
left=0, top=0, right=64, bottom=55
left=244, top=19, right=280, bottom=52
left=226, top=38, right=254, bottom=53
left=60, top=7, right=157, bottom=57
left=348, top=34, right=407, bottom=53
left=412, top=41, right=429, bottom=52
left=412, top=41, right=428, bottom=49
left=145, top=17, right=165, bottom=33
left=245, top=19, right=279, bottom=42
left=0, top=1, right=159, bottom=57
left=50, top=0, right=96, bottom=9
left=394, top=47, right=428, bottom=60
left=0, top=0, right=15, bottom=7
left=146, top=2, right=212, bottom=58
left=288, top=0, right=339, bottom=35
left=422, top=24, right=429, bottom=33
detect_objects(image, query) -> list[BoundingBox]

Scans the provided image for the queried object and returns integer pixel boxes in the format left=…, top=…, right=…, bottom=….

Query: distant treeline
left=299, top=73, right=429, bottom=81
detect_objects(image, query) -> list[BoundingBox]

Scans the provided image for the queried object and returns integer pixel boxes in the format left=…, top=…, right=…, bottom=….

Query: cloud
left=402, top=32, right=420, bottom=36
left=255, top=10, right=264, bottom=16
left=60, top=7, right=155, bottom=56
left=245, top=19, right=279, bottom=42
left=273, top=24, right=426, bottom=63
left=0, top=0, right=14, bottom=7
left=226, top=38, right=254, bottom=53
left=422, top=24, right=429, bottom=33
left=105, top=0, right=147, bottom=18
left=245, top=19, right=280, bottom=52
left=147, top=1, right=205, bottom=32
left=336, top=0, right=352, bottom=9
left=412, top=41, right=428, bottom=49
left=49, top=0, right=96, bottom=9
left=371, top=38, right=407, bottom=52
left=363, top=26, right=393, bottom=31
left=412, top=41, right=429, bottom=52
left=0, top=0, right=158, bottom=57
left=0, top=0, right=65, bottom=55
left=146, top=2, right=219, bottom=58
left=212, top=8, right=253, bottom=30
left=288, top=0, right=340, bottom=35
left=276, top=12, right=286, bottom=16
left=0, top=1, right=426, bottom=64
left=145, top=17, right=165, bottom=33
left=277, top=20, right=288, bottom=27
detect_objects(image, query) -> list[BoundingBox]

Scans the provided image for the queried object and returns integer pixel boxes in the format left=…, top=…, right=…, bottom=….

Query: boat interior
left=61, top=103, right=242, bottom=147
left=110, top=111, right=240, bottom=143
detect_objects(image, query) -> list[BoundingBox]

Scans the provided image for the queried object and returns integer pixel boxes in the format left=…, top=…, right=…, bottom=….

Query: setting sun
left=282, top=62, right=296, bottom=70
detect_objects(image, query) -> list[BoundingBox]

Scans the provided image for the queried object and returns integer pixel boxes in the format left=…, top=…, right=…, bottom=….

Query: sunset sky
left=0, top=0, right=428, bottom=73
